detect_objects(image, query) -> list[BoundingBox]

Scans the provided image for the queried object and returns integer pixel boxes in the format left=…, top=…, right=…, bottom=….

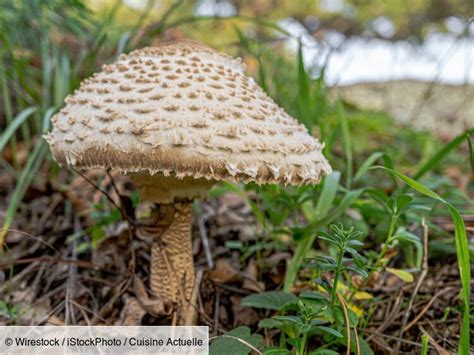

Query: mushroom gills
left=130, top=172, right=216, bottom=204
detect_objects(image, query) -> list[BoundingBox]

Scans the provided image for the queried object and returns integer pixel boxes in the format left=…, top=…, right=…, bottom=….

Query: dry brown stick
left=419, top=325, right=452, bottom=355
left=72, top=168, right=136, bottom=227
left=213, top=291, right=220, bottom=337
left=70, top=300, right=92, bottom=325
left=70, top=300, right=109, bottom=325
left=209, top=335, right=262, bottom=355
left=0, top=259, right=39, bottom=294
left=106, top=170, right=137, bottom=275
left=197, top=204, right=214, bottom=269
left=98, top=277, right=133, bottom=319
left=403, top=287, right=453, bottom=332
left=0, top=256, right=103, bottom=271
left=370, top=336, right=396, bottom=353
left=396, top=219, right=429, bottom=351
left=65, top=217, right=80, bottom=325
left=336, top=292, right=352, bottom=355
left=360, top=329, right=424, bottom=348
left=367, top=288, right=404, bottom=342
left=353, top=326, right=361, bottom=355
left=35, top=300, right=66, bottom=325
left=185, top=267, right=204, bottom=325
left=0, top=228, right=61, bottom=255
left=36, top=193, right=62, bottom=230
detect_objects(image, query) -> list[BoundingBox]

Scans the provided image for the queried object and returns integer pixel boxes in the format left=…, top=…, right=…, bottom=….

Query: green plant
left=210, top=225, right=373, bottom=354
left=314, top=225, right=367, bottom=308
left=227, top=288, right=372, bottom=354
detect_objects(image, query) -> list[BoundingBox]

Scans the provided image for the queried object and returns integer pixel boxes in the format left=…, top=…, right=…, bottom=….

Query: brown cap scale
left=45, top=40, right=332, bottom=324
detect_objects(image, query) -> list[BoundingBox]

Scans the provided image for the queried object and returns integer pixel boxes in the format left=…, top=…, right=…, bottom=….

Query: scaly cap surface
left=46, top=40, right=332, bottom=185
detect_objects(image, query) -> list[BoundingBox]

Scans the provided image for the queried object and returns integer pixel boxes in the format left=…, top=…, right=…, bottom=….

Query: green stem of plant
left=421, top=334, right=429, bottom=355
left=300, top=331, right=308, bottom=355
left=331, top=247, right=344, bottom=308
left=348, top=214, right=397, bottom=302
left=284, top=234, right=316, bottom=292
left=374, top=214, right=398, bottom=268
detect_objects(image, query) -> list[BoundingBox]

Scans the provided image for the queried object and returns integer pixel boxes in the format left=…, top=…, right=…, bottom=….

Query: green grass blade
left=0, top=107, right=37, bottom=152
left=354, top=152, right=384, bottom=182
left=375, top=166, right=470, bottom=354
left=421, top=334, right=428, bottom=355
left=467, top=133, right=473, bottom=173
left=315, top=189, right=363, bottom=227
left=284, top=172, right=341, bottom=291
left=0, top=108, right=54, bottom=249
left=0, top=47, right=17, bottom=165
left=337, top=103, right=353, bottom=189
left=0, top=140, right=49, bottom=248
left=313, top=172, right=341, bottom=222
left=413, top=129, right=473, bottom=180
left=297, top=40, right=312, bottom=129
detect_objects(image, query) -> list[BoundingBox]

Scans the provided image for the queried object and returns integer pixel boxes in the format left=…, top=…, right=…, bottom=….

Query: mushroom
left=45, top=40, right=332, bottom=324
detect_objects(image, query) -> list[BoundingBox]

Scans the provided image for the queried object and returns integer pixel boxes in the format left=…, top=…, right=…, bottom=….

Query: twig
left=369, top=336, right=396, bottom=353
left=419, top=326, right=452, bottom=355
left=209, top=335, right=262, bottom=354
left=70, top=300, right=92, bottom=325
left=106, top=169, right=136, bottom=274
left=98, top=277, right=133, bottom=319
left=403, top=287, right=453, bottom=333
left=396, top=219, right=429, bottom=351
left=336, top=292, right=352, bottom=355
left=367, top=287, right=404, bottom=342
left=213, top=291, right=220, bottom=337
left=72, top=168, right=136, bottom=227
left=36, top=193, right=62, bottom=231
left=0, top=228, right=61, bottom=255
left=361, top=329, right=425, bottom=348
left=65, top=217, right=80, bottom=325
left=197, top=204, right=214, bottom=269
left=353, top=326, right=361, bottom=355
left=185, top=267, right=204, bottom=325
left=0, top=256, right=103, bottom=271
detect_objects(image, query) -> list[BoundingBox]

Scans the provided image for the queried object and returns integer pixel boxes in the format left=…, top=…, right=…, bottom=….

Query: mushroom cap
left=46, top=40, right=332, bottom=185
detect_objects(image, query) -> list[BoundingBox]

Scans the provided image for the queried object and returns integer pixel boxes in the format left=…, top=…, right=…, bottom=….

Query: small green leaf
left=317, top=326, right=343, bottom=338
left=354, top=151, right=384, bottom=182
left=348, top=239, right=364, bottom=247
left=344, top=266, right=368, bottom=278
left=299, top=291, right=326, bottom=300
left=263, top=347, right=292, bottom=355
left=395, top=194, right=414, bottom=213
left=273, top=315, right=303, bottom=325
left=386, top=268, right=414, bottom=282
left=258, top=318, right=282, bottom=329
left=310, top=349, right=340, bottom=355
left=225, top=240, right=243, bottom=250
left=241, top=291, right=297, bottom=310
left=392, top=230, right=421, bottom=246
left=354, top=291, right=373, bottom=300
left=210, top=326, right=263, bottom=355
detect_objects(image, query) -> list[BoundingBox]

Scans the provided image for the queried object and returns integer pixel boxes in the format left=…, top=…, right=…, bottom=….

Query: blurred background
left=1, top=1, right=473, bottom=354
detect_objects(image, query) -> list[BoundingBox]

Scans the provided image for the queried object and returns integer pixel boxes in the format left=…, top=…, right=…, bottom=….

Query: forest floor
left=0, top=164, right=471, bottom=354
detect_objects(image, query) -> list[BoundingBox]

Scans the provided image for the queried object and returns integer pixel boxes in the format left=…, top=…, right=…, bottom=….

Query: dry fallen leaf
left=207, top=258, right=239, bottom=283
left=133, top=276, right=171, bottom=317
left=242, top=259, right=264, bottom=292
left=116, top=295, right=146, bottom=325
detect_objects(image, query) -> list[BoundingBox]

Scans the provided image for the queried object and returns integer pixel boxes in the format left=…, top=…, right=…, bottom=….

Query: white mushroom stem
left=150, top=202, right=195, bottom=323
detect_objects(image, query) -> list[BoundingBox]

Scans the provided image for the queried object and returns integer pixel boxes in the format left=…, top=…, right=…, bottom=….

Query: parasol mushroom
left=45, top=40, right=332, bottom=324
